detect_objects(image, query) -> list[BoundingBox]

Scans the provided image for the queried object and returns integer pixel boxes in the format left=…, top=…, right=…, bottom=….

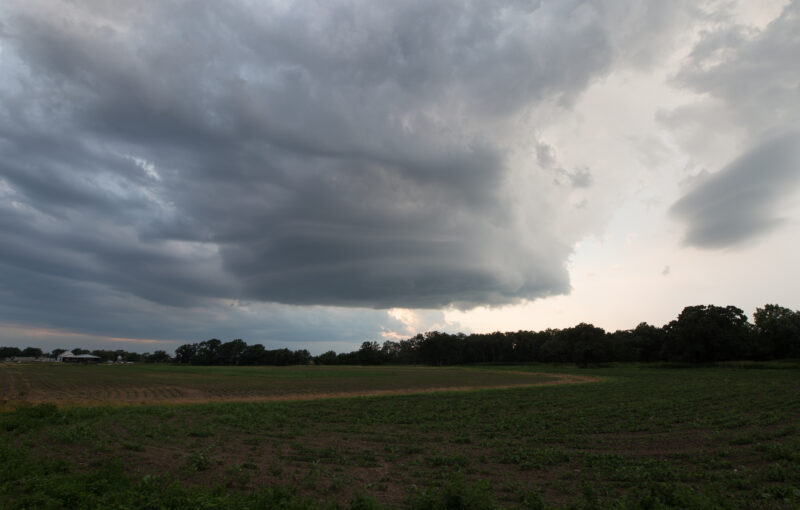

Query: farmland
left=0, top=364, right=566, bottom=406
left=1, top=363, right=799, bottom=509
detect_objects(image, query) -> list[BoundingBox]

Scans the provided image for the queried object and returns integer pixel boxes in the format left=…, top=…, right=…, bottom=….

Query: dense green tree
left=174, top=343, right=197, bottom=364
left=218, top=339, right=247, bottom=364
left=662, top=305, right=751, bottom=362
left=380, top=341, right=401, bottom=363
left=240, top=344, right=266, bottom=365
left=0, top=346, right=22, bottom=358
left=560, top=323, right=608, bottom=367
left=539, top=329, right=572, bottom=363
left=315, top=350, right=338, bottom=365
left=195, top=339, right=222, bottom=364
left=21, top=347, right=43, bottom=358
left=357, top=341, right=383, bottom=364
left=147, top=350, right=171, bottom=363
left=292, top=349, right=312, bottom=365
left=753, top=304, right=800, bottom=359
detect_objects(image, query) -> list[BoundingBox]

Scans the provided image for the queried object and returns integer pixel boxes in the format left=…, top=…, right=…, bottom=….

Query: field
left=0, top=364, right=574, bottom=406
left=1, top=363, right=799, bottom=509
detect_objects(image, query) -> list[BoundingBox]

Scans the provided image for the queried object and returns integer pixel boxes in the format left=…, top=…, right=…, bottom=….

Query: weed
left=185, top=447, right=214, bottom=472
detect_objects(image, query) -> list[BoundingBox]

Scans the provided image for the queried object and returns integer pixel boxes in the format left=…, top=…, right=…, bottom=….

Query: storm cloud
left=670, top=132, right=800, bottom=248
left=0, top=0, right=677, bottom=317
left=669, top=1, right=800, bottom=248
left=5, top=1, right=792, bottom=349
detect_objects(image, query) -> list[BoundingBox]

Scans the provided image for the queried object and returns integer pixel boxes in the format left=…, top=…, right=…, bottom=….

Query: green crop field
left=1, top=363, right=799, bottom=509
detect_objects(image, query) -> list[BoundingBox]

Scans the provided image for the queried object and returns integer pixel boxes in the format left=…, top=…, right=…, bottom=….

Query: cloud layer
left=2, top=0, right=795, bottom=349
left=669, top=1, right=800, bottom=248
left=671, top=132, right=800, bottom=248
left=0, top=0, right=679, bottom=317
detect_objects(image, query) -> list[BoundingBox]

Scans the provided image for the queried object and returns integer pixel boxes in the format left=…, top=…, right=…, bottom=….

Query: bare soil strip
left=10, top=372, right=601, bottom=407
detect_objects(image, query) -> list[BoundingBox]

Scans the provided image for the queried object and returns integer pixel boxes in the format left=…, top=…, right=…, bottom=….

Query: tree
left=240, top=344, right=266, bottom=365
left=174, top=343, right=198, bottom=364
left=218, top=339, right=247, bottom=365
left=561, top=323, right=608, bottom=367
left=147, top=350, right=171, bottom=363
left=662, top=305, right=751, bottom=362
left=632, top=322, right=666, bottom=362
left=315, top=350, right=338, bottom=365
left=380, top=341, right=401, bottom=363
left=196, top=339, right=222, bottom=364
left=292, top=349, right=311, bottom=365
left=753, top=304, right=800, bottom=359
left=0, top=346, right=22, bottom=359
left=357, top=341, right=383, bottom=364
left=21, top=347, right=43, bottom=358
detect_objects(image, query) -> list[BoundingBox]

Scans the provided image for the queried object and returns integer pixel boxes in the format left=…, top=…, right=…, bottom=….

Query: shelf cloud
left=0, top=0, right=796, bottom=349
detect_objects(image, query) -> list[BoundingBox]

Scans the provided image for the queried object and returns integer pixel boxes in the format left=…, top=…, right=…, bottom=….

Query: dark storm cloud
left=670, top=132, right=800, bottom=248
left=0, top=0, right=688, bottom=349
left=0, top=260, right=408, bottom=353
left=668, top=1, right=800, bottom=249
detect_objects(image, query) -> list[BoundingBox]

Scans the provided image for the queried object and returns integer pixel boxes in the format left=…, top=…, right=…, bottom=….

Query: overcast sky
left=1, top=0, right=798, bottom=354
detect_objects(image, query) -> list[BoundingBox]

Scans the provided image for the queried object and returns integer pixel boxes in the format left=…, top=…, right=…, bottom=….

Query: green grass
left=1, top=364, right=799, bottom=509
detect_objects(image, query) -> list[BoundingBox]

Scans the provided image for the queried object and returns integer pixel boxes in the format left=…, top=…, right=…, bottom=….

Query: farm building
left=58, top=351, right=101, bottom=363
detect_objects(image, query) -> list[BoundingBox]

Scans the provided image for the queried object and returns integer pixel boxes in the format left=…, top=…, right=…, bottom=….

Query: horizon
left=0, top=300, right=791, bottom=357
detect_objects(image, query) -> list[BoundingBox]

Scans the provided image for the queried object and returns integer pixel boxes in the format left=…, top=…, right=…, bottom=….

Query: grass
left=0, top=363, right=798, bottom=508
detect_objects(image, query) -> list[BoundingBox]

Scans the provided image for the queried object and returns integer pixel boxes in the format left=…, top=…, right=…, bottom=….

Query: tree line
left=2, top=304, right=798, bottom=366
left=0, top=346, right=172, bottom=363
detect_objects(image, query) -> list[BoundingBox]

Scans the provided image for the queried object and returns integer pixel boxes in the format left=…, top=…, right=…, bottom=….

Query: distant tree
left=380, top=341, right=401, bottom=363
left=315, top=350, right=338, bottom=365
left=753, top=304, right=800, bottom=359
left=357, top=341, right=383, bottom=364
left=0, top=346, right=22, bottom=359
left=271, top=348, right=295, bottom=366
left=90, top=349, right=113, bottom=361
left=125, top=351, right=145, bottom=362
left=51, top=348, right=66, bottom=358
left=196, top=339, right=222, bottom=364
left=509, top=330, right=549, bottom=362
left=607, top=323, right=664, bottom=363
left=396, top=334, right=424, bottom=364
left=539, top=329, right=571, bottom=363
left=174, top=343, right=198, bottom=364
left=292, top=349, right=312, bottom=365
left=418, top=331, right=465, bottom=365
left=147, top=350, right=171, bottom=363
left=240, top=344, right=266, bottom=365
left=336, top=350, right=359, bottom=364
left=561, top=323, right=608, bottom=367
left=631, top=322, right=666, bottom=362
left=662, top=305, right=751, bottom=362
left=21, top=347, right=43, bottom=358
left=218, top=339, right=247, bottom=365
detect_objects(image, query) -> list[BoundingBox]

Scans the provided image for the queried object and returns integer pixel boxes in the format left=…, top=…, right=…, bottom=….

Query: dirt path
left=7, top=371, right=601, bottom=408
left=172, top=372, right=602, bottom=404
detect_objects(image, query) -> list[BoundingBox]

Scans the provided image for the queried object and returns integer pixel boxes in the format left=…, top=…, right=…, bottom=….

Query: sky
left=0, top=0, right=798, bottom=354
